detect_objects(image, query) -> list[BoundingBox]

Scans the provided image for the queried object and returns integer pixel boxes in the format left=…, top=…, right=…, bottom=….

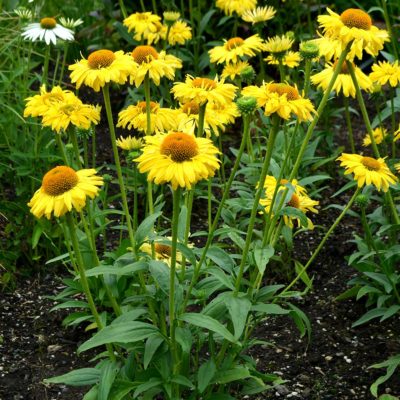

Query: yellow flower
left=370, top=60, right=400, bottom=87
left=394, top=125, right=400, bottom=142
left=28, top=166, right=103, bottom=219
left=310, top=35, right=342, bottom=60
left=263, top=35, right=294, bottom=56
left=176, top=100, right=238, bottom=137
left=123, top=12, right=162, bottom=41
left=41, top=96, right=101, bottom=133
left=117, top=100, right=178, bottom=134
left=209, top=34, right=266, bottom=64
left=242, top=82, right=315, bottom=121
left=216, top=0, right=257, bottom=16
left=337, top=153, right=397, bottom=191
left=135, top=131, right=220, bottom=190
left=24, top=85, right=70, bottom=118
left=317, top=8, right=389, bottom=60
left=164, top=20, right=192, bottom=45
left=69, top=49, right=135, bottom=92
left=163, top=11, right=181, bottom=24
left=363, top=127, right=387, bottom=147
left=116, top=135, right=144, bottom=151
left=311, top=60, right=372, bottom=98
left=172, top=75, right=237, bottom=106
left=260, top=176, right=318, bottom=229
left=265, top=51, right=301, bottom=68
left=241, top=6, right=276, bottom=24
left=130, top=45, right=182, bottom=87
left=140, top=237, right=186, bottom=267
left=221, top=60, right=251, bottom=81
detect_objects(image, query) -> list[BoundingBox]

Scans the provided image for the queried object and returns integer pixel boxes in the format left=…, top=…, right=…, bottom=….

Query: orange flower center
left=280, top=178, right=289, bottom=185
left=138, top=101, right=159, bottom=113
left=182, top=101, right=200, bottom=115
left=333, top=60, right=352, bottom=74
left=40, top=17, right=57, bottom=29
left=361, top=156, right=381, bottom=171
left=192, top=77, right=217, bottom=90
left=132, top=45, right=159, bottom=64
left=42, top=166, right=79, bottom=196
left=226, top=37, right=244, bottom=50
left=88, top=50, right=116, bottom=69
left=160, top=132, right=199, bottom=162
left=288, top=193, right=300, bottom=208
left=340, top=9, right=372, bottom=30
left=155, top=243, right=172, bottom=256
left=269, top=83, right=300, bottom=100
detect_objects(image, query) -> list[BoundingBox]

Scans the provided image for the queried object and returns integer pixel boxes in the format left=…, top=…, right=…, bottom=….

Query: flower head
left=221, top=60, right=251, bottom=81
left=164, top=20, right=192, bottom=45
left=123, top=12, right=162, bottom=42
left=163, top=11, right=181, bottom=24
left=28, top=166, right=103, bottom=219
left=135, top=131, right=220, bottom=190
left=130, top=45, right=182, bottom=87
left=216, top=0, right=257, bottom=16
left=117, top=100, right=178, bottom=134
left=317, top=8, right=390, bottom=60
left=241, top=6, right=276, bottom=24
left=69, top=49, right=135, bottom=92
left=311, top=60, right=372, bottom=97
left=263, top=35, right=294, bottom=57
left=116, top=135, right=144, bottom=151
left=14, top=7, right=33, bottom=21
left=265, top=51, right=301, bottom=68
left=209, top=34, right=266, bottom=64
left=59, top=17, right=84, bottom=29
left=22, top=17, right=74, bottom=45
left=172, top=75, right=237, bottom=106
left=242, top=82, right=315, bottom=121
left=363, top=127, right=387, bottom=147
left=370, top=60, right=400, bottom=87
left=337, top=153, right=397, bottom=191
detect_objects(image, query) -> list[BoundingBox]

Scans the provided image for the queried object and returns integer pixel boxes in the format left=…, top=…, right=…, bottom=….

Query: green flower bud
left=239, top=65, right=256, bottom=83
left=299, top=41, right=319, bottom=59
left=163, top=11, right=180, bottom=26
left=355, top=194, right=370, bottom=208
left=236, top=96, right=258, bottom=115
left=102, top=174, right=113, bottom=183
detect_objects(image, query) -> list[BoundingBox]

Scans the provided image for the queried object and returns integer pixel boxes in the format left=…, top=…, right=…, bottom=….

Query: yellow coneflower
left=69, top=49, right=135, bottom=92
left=311, top=60, right=372, bottom=98
left=318, top=8, right=389, bottom=60
left=265, top=51, right=301, bottom=68
left=209, top=34, right=266, bottom=64
left=140, top=237, right=186, bottom=267
left=242, top=82, right=315, bottom=121
left=116, top=135, right=144, bottom=151
left=241, top=6, right=276, bottom=24
left=117, top=100, right=178, bottom=134
left=263, top=35, right=294, bottom=57
left=123, top=11, right=162, bottom=42
left=163, top=20, right=192, bottom=45
left=337, top=153, right=397, bottom=192
left=135, top=131, right=220, bottom=190
left=369, top=60, right=400, bottom=87
left=171, top=75, right=237, bottom=106
left=221, top=60, right=251, bottom=81
left=28, top=166, right=103, bottom=219
left=130, top=45, right=182, bottom=87
left=310, top=35, right=342, bottom=61
left=363, top=127, right=387, bottom=147
left=216, top=0, right=257, bottom=16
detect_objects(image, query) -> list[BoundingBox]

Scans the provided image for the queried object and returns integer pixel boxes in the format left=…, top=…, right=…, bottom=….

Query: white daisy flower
left=59, top=17, right=84, bottom=29
left=21, top=17, right=74, bottom=45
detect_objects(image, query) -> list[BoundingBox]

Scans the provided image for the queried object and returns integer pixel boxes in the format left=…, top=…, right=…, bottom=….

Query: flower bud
left=239, top=65, right=256, bottom=83
left=236, top=96, right=258, bottom=115
left=163, top=11, right=180, bottom=26
left=300, top=41, right=319, bottom=60
left=355, top=194, right=369, bottom=208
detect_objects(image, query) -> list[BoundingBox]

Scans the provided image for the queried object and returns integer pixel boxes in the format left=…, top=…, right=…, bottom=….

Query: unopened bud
left=300, top=41, right=319, bottom=59
left=236, top=96, right=258, bottom=115
left=240, top=65, right=255, bottom=83
left=355, top=194, right=369, bottom=208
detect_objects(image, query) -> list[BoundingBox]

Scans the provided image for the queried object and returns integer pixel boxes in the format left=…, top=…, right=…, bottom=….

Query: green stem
left=58, top=42, right=69, bottom=84
left=344, top=97, right=355, bottom=153
left=119, top=0, right=128, bottom=19
left=65, top=213, right=115, bottom=361
left=52, top=49, right=60, bottom=86
left=182, top=112, right=252, bottom=309
left=281, top=188, right=360, bottom=295
left=55, top=134, right=68, bottom=165
left=42, top=45, right=51, bottom=85
left=180, top=190, right=194, bottom=281
left=70, top=128, right=82, bottom=169
left=303, top=58, right=312, bottom=97
left=381, top=0, right=398, bottom=59
left=391, top=88, right=396, bottom=158
left=233, top=115, right=280, bottom=295
left=197, top=102, right=207, bottom=137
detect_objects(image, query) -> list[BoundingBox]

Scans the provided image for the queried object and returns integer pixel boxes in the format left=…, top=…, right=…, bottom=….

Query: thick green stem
left=281, top=188, right=360, bottom=295
left=55, top=134, right=68, bottom=165
left=65, top=213, right=115, bottom=361
left=303, top=58, right=312, bottom=97
left=233, top=115, right=280, bottom=295
left=344, top=97, right=355, bottom=153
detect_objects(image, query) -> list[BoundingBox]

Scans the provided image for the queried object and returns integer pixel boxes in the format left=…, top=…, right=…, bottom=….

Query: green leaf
left=149, top=260, right=171, bottom=295
left=134, top=212, right=162, bottom=245
left=294, top=260, right=313, bottom=290
left=378, top=395, right=399, bottom=400
left=133, top=378, right=163, bottom=398
left=380, top=305, right=400, bottom=322
left=197, top=359, right=216, bottom=393
left=170, top=375, right=194, bottom=388
left=251, top=303, right=290, bottom=315
left=288, top=303, right=311, bottom=340
left=108, top=380, right=135, bottom=400
left=98, top=361, right=119, bottom=400
left=279, top=206, right=308, bottom=228
left=213, top=366, right=250, bottom=384
left=199, top=9, right=216, bottom=35
left=205, top=246, right=235, bottom=272
left=207, top=267, right=235, bottom=290
left=178, top=205, right=187, bottom=243
left=253, top=245, right=274, bottom=275
left=50, top=300, right=89, bottom=311
left=179, top=313, right=236, bottom=343
left=44, top=368, right=100, bottom=386
left=78, top=322, right=158, bottom=353
left=83, top=261, right=147, bottom=278
left=224, top=293, right=251, bottom=339
left=352, top=308, right=387, bottom=327
left=369, top=355, right=400, bottom=397
left=144, top=334, right=165, bottom=369
left=32, top=223, right=43, bottom=249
